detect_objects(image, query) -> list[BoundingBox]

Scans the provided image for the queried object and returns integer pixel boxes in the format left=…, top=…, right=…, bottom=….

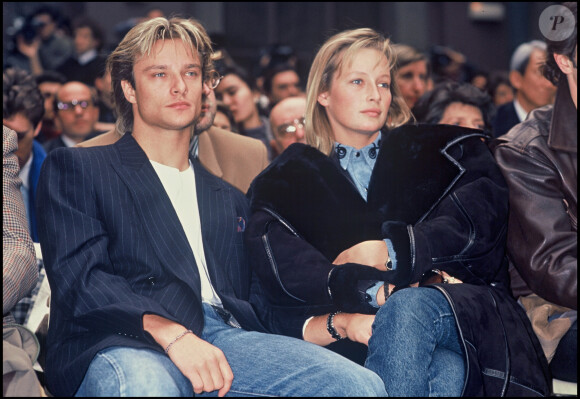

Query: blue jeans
left=75, top=303, right=386, bottom=397
left=365, top=287, right=465, bottom=397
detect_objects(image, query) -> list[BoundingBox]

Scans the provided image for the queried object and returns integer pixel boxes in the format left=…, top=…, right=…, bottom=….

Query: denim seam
left=98, top=351, right=126, bottom=396
left=227, top=389, right=278, bottom=397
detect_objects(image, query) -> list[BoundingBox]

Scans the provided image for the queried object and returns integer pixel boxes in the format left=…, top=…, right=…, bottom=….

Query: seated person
left=3, top=125, right=42, bottom=397
left=412, top=81, right=496, bottom=135
left=214, top=64, right=276, bottom=160
left=34, top=71, right=67, bottom=143
left=262, top=62, right=302, bottom=111
left=57, top=16, right=107, bottom=87
left=392, top=43, right=431, bottom=110
left=487, top=70, right=514, bottom=107
left=492, top=40, right=556, bottom=138
left=43, top=81, right=105, bottom=152
left=268, top=95, right=306, bottom=158
left=245, top=27, right=550, bottom=396
left=3, top=68, right=47, bottom=244
left=212, top=100, right=237, bottom=133
left=492, top=1, right=577, bottom=383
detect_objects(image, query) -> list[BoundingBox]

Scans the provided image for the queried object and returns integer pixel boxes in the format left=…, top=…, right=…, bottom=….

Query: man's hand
left=143, top=314, right=233, bottom=396
left=16, top=36, right=40, bottom=59
left=333, top=240, right=389, bottom=270
left=167, top=332, right=233, bottom=397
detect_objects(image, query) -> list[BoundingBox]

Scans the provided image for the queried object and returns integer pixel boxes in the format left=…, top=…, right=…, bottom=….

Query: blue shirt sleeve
left=364, top=239, right=397, bottom=308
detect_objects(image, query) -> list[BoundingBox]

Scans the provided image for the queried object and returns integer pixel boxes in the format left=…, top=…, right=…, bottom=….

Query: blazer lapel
left=192, top=159, right=239, bottom=295
left=111, top=134, right=202, bottom=291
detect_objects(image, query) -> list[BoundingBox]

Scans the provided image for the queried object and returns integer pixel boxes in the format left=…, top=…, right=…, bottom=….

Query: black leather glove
left=327, top=264, right=389, bottom=314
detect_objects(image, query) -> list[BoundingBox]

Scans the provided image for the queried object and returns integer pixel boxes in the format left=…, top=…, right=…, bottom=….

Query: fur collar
left=248, top=123, right=486, bottom=260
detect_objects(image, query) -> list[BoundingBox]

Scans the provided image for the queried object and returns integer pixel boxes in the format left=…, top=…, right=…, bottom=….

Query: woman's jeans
left=75, top=303, right=386, bottom=397
left=366, top=287, right=466, bottom=397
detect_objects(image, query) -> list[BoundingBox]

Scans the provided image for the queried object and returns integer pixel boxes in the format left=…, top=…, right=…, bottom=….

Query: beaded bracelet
left=327, top=311, right=344, bottom=341
left=164, top=329, right=193, bottom=354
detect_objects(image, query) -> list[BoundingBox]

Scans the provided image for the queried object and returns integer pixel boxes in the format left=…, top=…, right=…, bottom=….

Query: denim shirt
left=335, top=133, right=396, bottom=307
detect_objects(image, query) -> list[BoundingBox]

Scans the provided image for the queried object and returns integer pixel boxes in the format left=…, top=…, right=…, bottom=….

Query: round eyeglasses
left=277, top=117, right=305, bottom=136
left=57, top=99, right=93, bottom=112
left=208, top=71, right=222, bottom=90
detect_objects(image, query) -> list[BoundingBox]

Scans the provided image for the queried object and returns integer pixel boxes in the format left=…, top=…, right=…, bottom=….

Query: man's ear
left=121, top=80, right=136, bottom=104
left=553, top=53, right=574, bottom=75
left=33, top=121, right=42, bottom=138
left=509, top=70, right=523, bottom=91
left=318, top=91, right=329, bottom=107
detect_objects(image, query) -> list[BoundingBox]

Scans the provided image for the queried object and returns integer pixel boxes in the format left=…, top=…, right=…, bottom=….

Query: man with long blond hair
left=36, top=17, right=386, bottom=397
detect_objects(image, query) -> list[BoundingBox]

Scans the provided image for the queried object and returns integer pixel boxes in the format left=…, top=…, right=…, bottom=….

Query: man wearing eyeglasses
left=269, top=95, right=306, bottom=158
left=43, top=81, right=105, bottom=153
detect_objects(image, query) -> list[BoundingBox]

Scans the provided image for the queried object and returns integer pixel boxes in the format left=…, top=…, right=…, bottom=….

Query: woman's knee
left=314, top=365, right=387, bottom=396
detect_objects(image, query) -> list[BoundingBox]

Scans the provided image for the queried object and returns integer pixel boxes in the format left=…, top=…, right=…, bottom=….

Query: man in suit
left=268, top=95, right=307, bottom=158
left=3, top=68, right=49, bottom=330
left=492, top=40, right=556, bottom=137
left=43, top=81, right=105, bottom=153
left=3, top=68, right=46, bottom=244
left=36, top=17, right=385, bottom=397
left=57, top=16, right=108, bottom=87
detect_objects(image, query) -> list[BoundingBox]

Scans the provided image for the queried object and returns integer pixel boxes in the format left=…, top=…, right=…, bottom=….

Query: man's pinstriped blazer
left=36, top=132, right=268, bottom=397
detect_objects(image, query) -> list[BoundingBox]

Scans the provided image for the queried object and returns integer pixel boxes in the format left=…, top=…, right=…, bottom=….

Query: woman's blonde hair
left=107, top=17, right=214, bottom=135
left=305, top=28, right=412, bottom=155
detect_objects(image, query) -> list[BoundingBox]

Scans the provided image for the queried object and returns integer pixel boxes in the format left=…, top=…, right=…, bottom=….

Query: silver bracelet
left=164, top=329, right=193, bottom=354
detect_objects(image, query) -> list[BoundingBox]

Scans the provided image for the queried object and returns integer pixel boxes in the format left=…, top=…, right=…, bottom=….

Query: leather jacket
left=492, top=79, right=577, bottom=310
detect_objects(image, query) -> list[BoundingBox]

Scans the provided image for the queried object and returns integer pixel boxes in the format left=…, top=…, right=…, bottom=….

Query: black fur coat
left=246, top=124, right=551, bottom=396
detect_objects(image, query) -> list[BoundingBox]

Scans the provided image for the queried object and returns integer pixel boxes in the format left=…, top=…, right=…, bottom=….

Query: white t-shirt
left=150, top=160, right=222, bottom=307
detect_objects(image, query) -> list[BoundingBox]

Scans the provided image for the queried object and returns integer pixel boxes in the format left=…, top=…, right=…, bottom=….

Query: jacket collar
left=548, top=78, right=577, bottom=153
left=250, top=124, right=486, bottom=225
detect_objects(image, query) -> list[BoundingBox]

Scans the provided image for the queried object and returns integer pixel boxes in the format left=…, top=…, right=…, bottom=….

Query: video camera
left=17, top=17, right=47, bottom=44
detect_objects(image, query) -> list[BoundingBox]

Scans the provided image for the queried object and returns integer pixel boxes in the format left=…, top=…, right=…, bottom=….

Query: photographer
left=4, top=6, right=73, bottom=76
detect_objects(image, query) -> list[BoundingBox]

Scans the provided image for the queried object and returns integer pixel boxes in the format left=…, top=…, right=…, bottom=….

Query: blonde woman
left=246, top=28, right=550, bottom=396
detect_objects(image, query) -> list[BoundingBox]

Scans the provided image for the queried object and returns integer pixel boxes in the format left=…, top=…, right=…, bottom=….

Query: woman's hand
left=303, top=313, right=375, bottom=346
left=334, top=312, right=376, bottom=346
left=440, top=270, right=463, bottom=284
left=333, top=240, right=389, bottom=270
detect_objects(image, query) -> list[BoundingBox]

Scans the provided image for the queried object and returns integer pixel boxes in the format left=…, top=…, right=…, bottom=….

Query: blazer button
left=148, top=277, right=156, bottom=286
